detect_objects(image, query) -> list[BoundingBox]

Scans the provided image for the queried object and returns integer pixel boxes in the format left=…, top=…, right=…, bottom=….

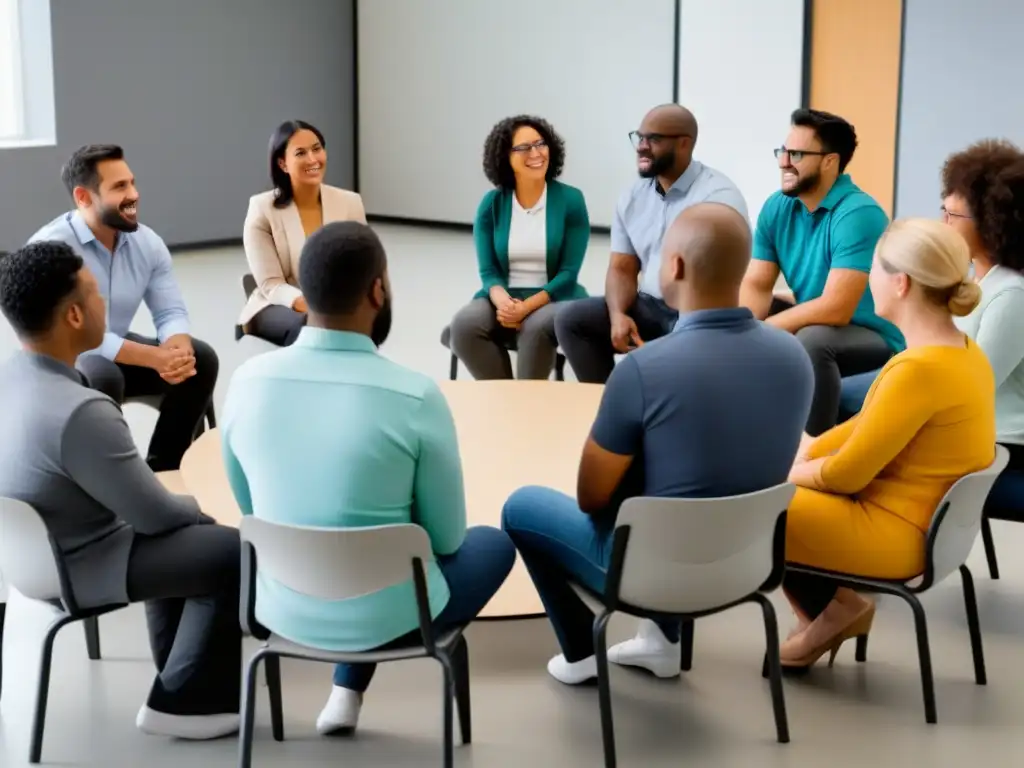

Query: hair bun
left=948, top=279, right=982, bottom=316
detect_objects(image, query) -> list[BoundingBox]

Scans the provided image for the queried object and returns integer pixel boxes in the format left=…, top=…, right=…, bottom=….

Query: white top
left=954, top=264, right=1024, bottom=445
left=507, top=185, right=548, bottom=289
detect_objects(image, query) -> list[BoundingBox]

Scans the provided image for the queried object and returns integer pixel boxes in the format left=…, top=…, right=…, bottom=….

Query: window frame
left=0, top=0, right=25, bottom=141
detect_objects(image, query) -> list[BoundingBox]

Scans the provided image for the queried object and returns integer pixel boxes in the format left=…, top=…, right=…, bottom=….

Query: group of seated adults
left=0, top=99, right=1021, bottom=750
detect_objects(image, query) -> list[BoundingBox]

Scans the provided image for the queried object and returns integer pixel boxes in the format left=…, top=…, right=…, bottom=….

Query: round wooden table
left=175, top=379, right=604, bottom=618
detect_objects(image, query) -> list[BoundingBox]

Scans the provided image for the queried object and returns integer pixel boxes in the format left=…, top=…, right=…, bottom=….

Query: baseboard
left=367, top=214, right=611, bottom=237
left=168, top=237, right=242, bottom=254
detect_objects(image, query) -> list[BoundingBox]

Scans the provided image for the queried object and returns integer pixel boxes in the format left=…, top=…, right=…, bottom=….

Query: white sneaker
left=316, top=686, right=363, bottom=735
left=546, top=654, right=597, bottom=685
left=135, top=706, right=240, bottom=740
left=607, top=619, right=682, bottom=678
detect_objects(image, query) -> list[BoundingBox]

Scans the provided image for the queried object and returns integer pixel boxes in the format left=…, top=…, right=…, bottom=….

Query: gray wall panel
left=0, top=0, right=354, bottom=251
left=896, top=0, right=1024, bottom=217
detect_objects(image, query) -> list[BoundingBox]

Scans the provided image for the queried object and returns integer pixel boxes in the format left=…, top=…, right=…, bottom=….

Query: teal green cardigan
left=472, top=180, right=590, bottom=302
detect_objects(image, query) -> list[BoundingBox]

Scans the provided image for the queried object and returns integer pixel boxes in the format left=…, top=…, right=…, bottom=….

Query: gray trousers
left=449, top=298, right=561, bottom=380
left=126, top=523, right=241, bottom=716
left=769, top=298, right=893, bottom=436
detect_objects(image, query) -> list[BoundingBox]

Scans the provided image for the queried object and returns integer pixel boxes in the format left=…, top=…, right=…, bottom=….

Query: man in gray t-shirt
left=554, top=103, right=748, bottom=384
left=503, top=203, right=813, bottom=685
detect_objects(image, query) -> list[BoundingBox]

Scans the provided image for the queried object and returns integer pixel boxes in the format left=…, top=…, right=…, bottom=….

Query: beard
left=781, top=169, right=821, bottom=198
left=638, top=149, right=676, bottom=179
left=370, top=294, right=392, bottom=348
left=98, top=200, right=140, bottom=232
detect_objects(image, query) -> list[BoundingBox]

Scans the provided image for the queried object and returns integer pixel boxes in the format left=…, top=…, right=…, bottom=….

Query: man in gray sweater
left=0, top=241, right=240, bottom=740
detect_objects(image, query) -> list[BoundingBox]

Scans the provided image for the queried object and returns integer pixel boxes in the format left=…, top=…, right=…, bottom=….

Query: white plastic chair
left=238, top=517, right=471, bottom=768
left=788, top=445, right=1009, bottom=724
left=0, top=497, right=126, bottom=763
left=574, top=483, right=796, bottom=767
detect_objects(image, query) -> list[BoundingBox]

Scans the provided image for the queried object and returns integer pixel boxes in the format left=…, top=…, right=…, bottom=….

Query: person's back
left=613, top=311, right=812, bottom=500
left=222, top=331, right=463, bottom=650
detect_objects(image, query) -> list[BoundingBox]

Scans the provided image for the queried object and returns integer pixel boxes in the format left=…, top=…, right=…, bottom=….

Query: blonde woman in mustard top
left=781, top=218, right=996, bottom=669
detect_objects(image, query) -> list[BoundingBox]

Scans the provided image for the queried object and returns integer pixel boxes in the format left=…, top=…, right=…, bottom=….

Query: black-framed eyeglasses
left=511, top=140, right=548, bottom=154
left=629, top=131, right=690, bottom=149
left=940, top=205, right=973, bottom=221
left=774, top=146, right=830, bottom=163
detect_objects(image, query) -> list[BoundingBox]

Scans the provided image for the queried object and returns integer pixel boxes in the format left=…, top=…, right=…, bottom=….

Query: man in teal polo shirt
left=741, top=108, right=903, bottom=435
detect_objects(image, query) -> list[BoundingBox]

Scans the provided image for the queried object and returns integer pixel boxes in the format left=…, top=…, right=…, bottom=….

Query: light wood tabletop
left=175, top=379, right=603, bottom=617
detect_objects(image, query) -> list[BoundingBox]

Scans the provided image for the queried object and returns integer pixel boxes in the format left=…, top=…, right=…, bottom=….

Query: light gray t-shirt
left=611, top=161, right=749, bottom=299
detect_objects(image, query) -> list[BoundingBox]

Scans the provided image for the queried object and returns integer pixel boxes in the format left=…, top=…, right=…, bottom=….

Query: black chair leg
left=84, top=616, right=101, bottom=660
left=0, top=602, right=6, bottom=699
left=753, top=594, right=790, bottom=744
left=438, top=655, right=455, bottom=768
left=593, top=611, right=617, bottom=768
left=959, top=565, right=987, bottom=685
left=238, top=650, right=265, bottom=768
left=679, top=619, right=694, bottom=672
left=555, top=354, right=567, bottom=382
left=981, top=515, right=1000, bottom=579
left=30, top=615, right=74, bottom=764
left=205, top=403, right=217, bottom=430
left=855, top=634, right=869, bottom=662
left=900, top=589, right=937, bottom=724
left=264, top=654, right=285, bottom=742
left=449, top=354, right=459, bottom=381
left=452, top=635, right=472, bottom=744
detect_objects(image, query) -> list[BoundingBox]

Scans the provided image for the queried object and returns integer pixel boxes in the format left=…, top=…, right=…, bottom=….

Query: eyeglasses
left=940, top=205, right=973, bottom=222
left=774, top=147, right=830, bottom=163
left=511, top=140, right=548, bottom=154
left=629, top=131, right=690, bottom=149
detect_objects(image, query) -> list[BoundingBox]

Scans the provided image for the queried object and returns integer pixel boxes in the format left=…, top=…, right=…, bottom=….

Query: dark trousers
left=783, top=571, right=840, bottom=620
left=247, top=305, right=307, bottom=347
left=501, top=486, right=681, bottom=663
left=768, top=299, right=893, bottom=436
left=77, top=334, right=219, bottom=471
left=332, top=526, right=516, bottom=693
left=126, top=523, right=241, bottom=716
left=554, top=293, right=678, bottom=384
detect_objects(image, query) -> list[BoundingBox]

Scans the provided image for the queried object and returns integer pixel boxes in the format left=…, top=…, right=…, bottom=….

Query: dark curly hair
left=0, top=241, right=84, bottom=337
left=942, top=139, right=1024, bottom=272
left=482, top=115, right=565, bottom=189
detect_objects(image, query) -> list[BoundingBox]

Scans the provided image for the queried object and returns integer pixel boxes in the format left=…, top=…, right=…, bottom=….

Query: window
left=0, top=0, right=24, bottom=140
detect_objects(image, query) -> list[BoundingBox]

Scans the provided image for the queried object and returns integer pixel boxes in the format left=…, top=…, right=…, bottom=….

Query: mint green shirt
left=955, top=265, right=1024, bottom=446
left=754, top=174, right=904, bottom=352
left=221, top=328, right=466, bottom=651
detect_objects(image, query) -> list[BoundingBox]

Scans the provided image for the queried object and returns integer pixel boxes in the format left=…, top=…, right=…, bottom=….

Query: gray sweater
left=0, top=352, right=204, bottom=609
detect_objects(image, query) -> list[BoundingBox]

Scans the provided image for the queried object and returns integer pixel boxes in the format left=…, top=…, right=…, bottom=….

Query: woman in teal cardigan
left=449, top=115, right=589, bottom=379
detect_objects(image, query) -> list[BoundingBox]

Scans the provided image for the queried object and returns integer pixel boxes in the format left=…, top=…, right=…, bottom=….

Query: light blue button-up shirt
left=29, top=212, right=191, bottom=360
left=612, top=160, right=749, bottom=299
left=221, top=328, right=467, bottom=652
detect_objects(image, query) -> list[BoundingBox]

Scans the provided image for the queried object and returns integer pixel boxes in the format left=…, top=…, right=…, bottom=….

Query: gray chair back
left=239, top=517, right=434, bottom=601
left=614, top=483, right=795, bottom=615
left=925, top=446, right=1009, bottom=586
left=0, top=498, right=62, bottom=603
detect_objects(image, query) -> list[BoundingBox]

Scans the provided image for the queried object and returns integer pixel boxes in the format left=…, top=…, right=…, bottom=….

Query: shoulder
left=831, top=187, right=888, bottom=229
left=617, top=178, right=652, bottom=210
left=28, top=213, right=76, bottom=245
left=475, top=187, right=503, bottom=216
left=696, top=161, right=741, bottom=191
left=550, top=180, right=583, bottom=202
left=755, top=322, right=814, bottom=372
left=246, top=190, right=277, bottom=219
left=128, top=223, right=171, bottom=257
left=756, top=191, right=790, bottom=223
left=322, top=184, right=363, bottom=206
left=987, top=267, right=1024, bottom=297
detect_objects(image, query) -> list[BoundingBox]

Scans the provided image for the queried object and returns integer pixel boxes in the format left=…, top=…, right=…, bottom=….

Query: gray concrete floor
left=3, top=224, right=1024, bottom=766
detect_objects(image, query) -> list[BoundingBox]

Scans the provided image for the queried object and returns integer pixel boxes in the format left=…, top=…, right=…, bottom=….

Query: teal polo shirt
left=221, top=328, right=466, bottom=651
left=753, top=174, right=904, bottom=351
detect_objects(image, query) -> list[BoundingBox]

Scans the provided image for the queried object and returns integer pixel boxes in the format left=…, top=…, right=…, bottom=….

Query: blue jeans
left=332, top=526, right=515, bottom=692
left=838, top=368, right=881, bottom=421
left=500, top=486, right=680, bottom=663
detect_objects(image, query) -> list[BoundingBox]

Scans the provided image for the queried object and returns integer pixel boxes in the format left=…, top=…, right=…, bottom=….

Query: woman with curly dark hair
left=449, top=115, right=590, bottom=379
left=840, top=139, right=1024, bottom=477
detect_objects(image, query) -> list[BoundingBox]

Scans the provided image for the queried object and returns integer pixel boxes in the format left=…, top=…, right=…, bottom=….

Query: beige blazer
left=239, top=184, right=367, bottom=325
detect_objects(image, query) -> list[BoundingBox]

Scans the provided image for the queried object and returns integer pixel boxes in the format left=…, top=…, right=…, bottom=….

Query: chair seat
left=260, top=624, right=466, bottom=664
left=237, top=334, right=280, bottom=356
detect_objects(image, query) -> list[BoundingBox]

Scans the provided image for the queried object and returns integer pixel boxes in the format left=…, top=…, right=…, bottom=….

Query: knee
left=465, top=525, right=517, bottom=576
left=449, top=302, right=492, bottom=348
left=77, top=356, right=125, bottom=402
left=500, top=485, right=555, bottom=536
left=553, top=299, right=586, bottom=340
left=794, top=325, right=835, bottom=362
left=190, top=338, right=220, bottom=387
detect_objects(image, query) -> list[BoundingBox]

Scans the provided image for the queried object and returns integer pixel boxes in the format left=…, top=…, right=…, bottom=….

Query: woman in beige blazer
left=240, top=120, right=367, bottom=345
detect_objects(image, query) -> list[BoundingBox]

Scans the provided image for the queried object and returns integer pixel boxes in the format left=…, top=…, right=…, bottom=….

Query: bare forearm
left=768, top=298, right=850, bottom=333
left=114, top=339, right=158, bottom=368
left=522, top=290, right=550, bottom=313
left=740, top=283, right=774, bottom=321
left=488, top=286, right=511, bottom=307
left=605, top=267, right=639, bottom=316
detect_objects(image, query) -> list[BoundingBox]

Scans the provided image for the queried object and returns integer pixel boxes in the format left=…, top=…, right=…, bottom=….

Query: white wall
left=357, top=0, right=676, bottom=228
left=677, top=0, right=806, bottom=224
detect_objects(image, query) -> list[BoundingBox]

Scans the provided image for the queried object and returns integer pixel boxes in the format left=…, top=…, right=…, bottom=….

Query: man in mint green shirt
left=740, top=109, right=903, bottom=435
left=221, top=221, right=514, bottom=736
